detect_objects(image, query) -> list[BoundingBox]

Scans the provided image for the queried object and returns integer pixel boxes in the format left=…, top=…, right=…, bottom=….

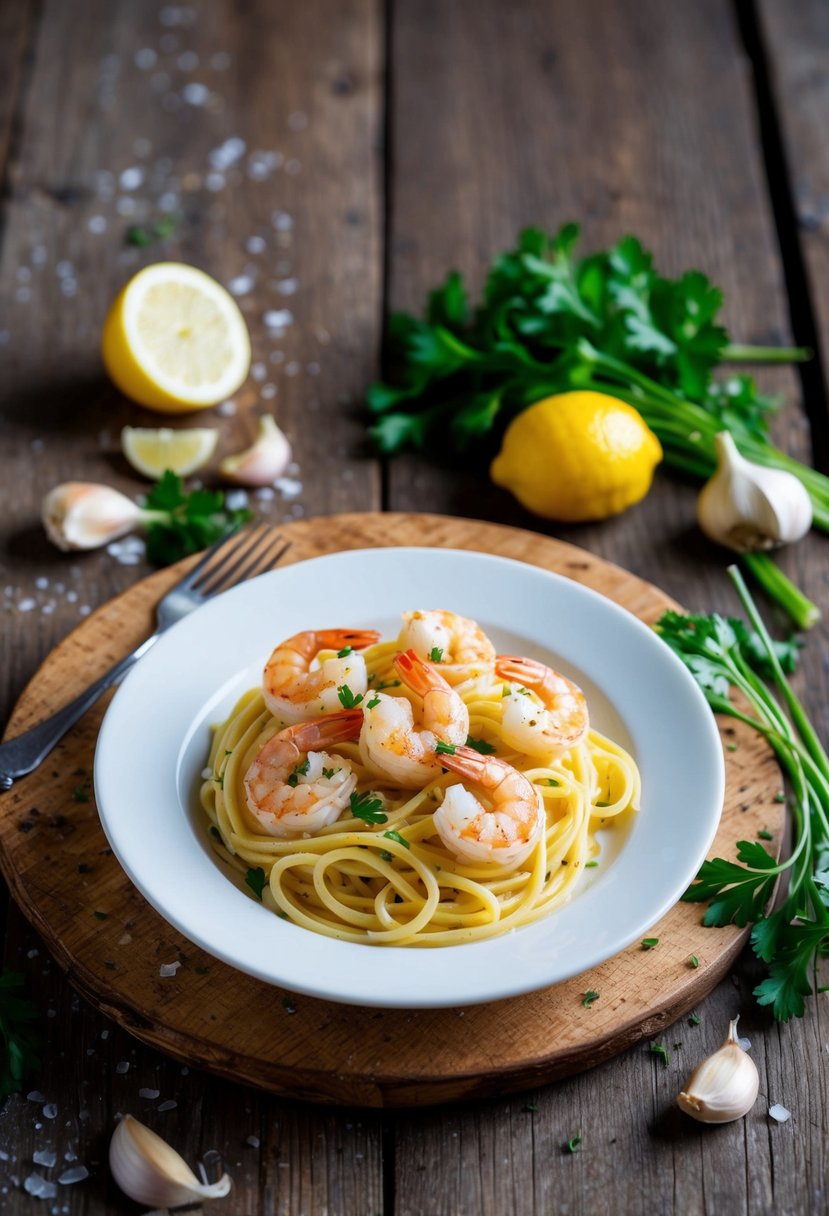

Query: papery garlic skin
left=677, top=1017, right=760, bottom=1124
left=219, top=414, right=291, bottom=486
left=42, top=483, right=143, bottom=551
left=109, top=1114, right=232, bottom=1207
left=697, top=432, right=813, bottom=553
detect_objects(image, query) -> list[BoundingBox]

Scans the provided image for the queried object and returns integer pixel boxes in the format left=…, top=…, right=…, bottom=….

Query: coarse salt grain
left=246, top=1135, right=260, bottom=1148
left=182, top=82, right=209, bottom=106
left=115, top=1061, right=129, bottom=1074
left=139, top=1088, right=160, bottom=1100
left=275, top=477, right=302, bottom=499
left=228, top=275, right=254, bottom=296
left=119, top=166, right=144, bottom=191
left=218, top=399, right=237, bottom=416
left=42, top=1104, right=58, bottom=1120
left=264, top=309, right=292, bottom=330
left=209, top=137, right=246, bottom=171
left=23, top=1174, right=57, bottom=1199
left=58, top=1165, right=89, bottom=1185
left=157, top=1099, right=177, bottom=1112
left=275, top=278, right=297, bottom=295
left=246, top=236, right=267, bottom=255
left=134, top=47, right=157, bottom=69
left=271, top=210, right=293, bottom=231
left=224, top=491, right=249, bottom=511
left=159, top=962, right=181, bottom=977
left=251, top=362, right=267, bottom=381
left=768, top=1103, right=791, bottom=1123
left=32, top=1150, right=57, bottom=1168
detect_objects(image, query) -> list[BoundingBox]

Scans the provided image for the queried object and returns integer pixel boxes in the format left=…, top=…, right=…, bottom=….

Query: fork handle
left=0, top=633, right=160, bottom=789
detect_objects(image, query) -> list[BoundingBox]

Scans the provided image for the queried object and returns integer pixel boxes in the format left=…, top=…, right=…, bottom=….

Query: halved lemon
left=121, top=425, right=218, bottom=478
left=102, top=263, right=251, bottom=413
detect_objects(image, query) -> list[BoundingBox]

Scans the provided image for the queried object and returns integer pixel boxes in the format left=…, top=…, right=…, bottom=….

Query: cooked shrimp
left=399, top=610, right=495, bottom=684
left=263, top=628, right=380, bottom=724
left=433, top=746, right=545, bottom=866
left=495, top=655, right=589, bottom=758
left=360, top=648, right=470, bottom=789
left=243, top=708, right=364, bottom=837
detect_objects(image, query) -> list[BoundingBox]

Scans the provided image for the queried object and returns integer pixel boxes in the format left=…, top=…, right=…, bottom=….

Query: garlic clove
left=109, top=1114, right=232, bottom=1208
left=218, top=414, right=291, bottom=486
left=677, top=1016, right=760, bottom=1123
left=42, top=483, right=144, bottom=551
left=697, top=431, right=813, bottom=553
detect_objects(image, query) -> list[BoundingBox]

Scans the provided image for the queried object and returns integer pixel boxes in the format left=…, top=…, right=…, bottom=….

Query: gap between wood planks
left=733, top=0, right=829, bottom=474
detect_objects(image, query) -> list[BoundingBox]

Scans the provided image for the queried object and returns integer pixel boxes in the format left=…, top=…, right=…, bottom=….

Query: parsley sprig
left=656, top=567, right=829, bottom=1021
left=0, top=971, right=40, bottom=1096
left=350, top=791, right=388, bottom=824
left=141, top=471, right=252, bottom=566
left=367, top=224, right=820, bottom=627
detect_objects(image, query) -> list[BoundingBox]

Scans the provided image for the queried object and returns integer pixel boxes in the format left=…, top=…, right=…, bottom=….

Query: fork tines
left=188, top=523, right=291, bottom=596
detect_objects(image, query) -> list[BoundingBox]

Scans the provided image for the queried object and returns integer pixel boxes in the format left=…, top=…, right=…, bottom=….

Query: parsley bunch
left=141, top=471, right=252, bottom=566
left=656, top=569, right=829, bottom=1021
left=368, top=224, right=823, bottom=626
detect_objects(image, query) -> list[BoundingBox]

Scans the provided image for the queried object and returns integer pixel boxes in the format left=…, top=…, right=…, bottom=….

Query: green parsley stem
left=722, top=343, right=812, bottom=364
left=740, top=554, right=820, bottom=632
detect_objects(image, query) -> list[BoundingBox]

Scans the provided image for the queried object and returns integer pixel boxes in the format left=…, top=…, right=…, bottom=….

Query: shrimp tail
left=284, top=707, right=365, bottom=751
left=393, top=648, right=451, bottom=696
left=494, top=655, right=544, bottom=686
left=314, top=628, right=381, bottom=652
left=432, top=744, right=490, bottom=782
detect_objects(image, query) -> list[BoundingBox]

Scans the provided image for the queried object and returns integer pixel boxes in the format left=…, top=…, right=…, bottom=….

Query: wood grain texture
left=0, top=514, right=783, bottom=1110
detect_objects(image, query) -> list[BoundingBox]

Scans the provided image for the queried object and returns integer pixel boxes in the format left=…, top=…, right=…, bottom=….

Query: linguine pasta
left=200, top=632, right=639, bottom=947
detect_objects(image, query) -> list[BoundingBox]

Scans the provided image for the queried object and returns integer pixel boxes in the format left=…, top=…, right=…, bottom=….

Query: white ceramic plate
left=94, top=547, right=724, bottom=1009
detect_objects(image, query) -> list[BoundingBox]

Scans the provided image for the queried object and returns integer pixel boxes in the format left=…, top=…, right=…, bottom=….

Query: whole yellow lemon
left=490, top=391, right=663, bottom=522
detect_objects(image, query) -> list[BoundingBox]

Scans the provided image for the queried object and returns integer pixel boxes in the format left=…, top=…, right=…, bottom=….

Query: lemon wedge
left=121, top=426, right=218, bottom=479
left=102, top=263, right=251, bottom=413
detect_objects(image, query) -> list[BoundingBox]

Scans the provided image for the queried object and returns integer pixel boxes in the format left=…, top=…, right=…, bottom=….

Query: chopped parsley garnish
left=430, top=647, right=444, bottom=662
left=287, top=758, right=311, bottom=788
left=466, top=735, right=496, bottom=755
left=689, top=954, right=700, bottom=968
left=502, top=685, right=511, bottom=698
left=688, top=1012, right=701, bottom=1026
left=322, top=767, right=336, bottom=780
left=435, top=741, right=457, bottom=756
left=523, top=1103, right=539, bottom=1113
left=517, top=686, right=532, bottom=697
left=379, top=850, right=393, bottom=863
left=585, top=860, right=599, bottom=868
left=337, top=684, right=364, bottom=709
left=758, top=829, right=773, bottom=841
left=595, top=800, right=611, bottom=808
left=337, top=645, right=353, bottom=658
left=350, top=791, right=388, bottom=824
left=564, top=1132, right=582, bottom=1153
left=581, top=990, right=599, bottom=1008
left=641, top=937, right=659, bottom=950
left=650, top=1042, right=669, bottom=1066
left=383, top=830, right=411, bottom=850
left=282, top=996, right=297, bottom=1014
left=726, top=742, right=738, bottom=752
left=540, top=778, right=560, bottom=787
left=72, top=785, right=91, bottom=803
left=0, top=971, right=40, bottom=1097
left=367, top=695, right=381, bottom=709
left=374, top=679, right=402, bottom=692
left=245, top=867, right=267, bottom=900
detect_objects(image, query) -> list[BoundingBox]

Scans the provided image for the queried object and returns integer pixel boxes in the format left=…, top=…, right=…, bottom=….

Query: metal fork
left=0, top=524, right=291, bottom=789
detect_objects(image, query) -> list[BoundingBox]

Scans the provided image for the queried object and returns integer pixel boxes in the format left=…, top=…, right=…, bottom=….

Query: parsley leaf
left=434, top=741, right=457, bottom=756
left=350, top=791, right=388, bottom=824
left=582, top=990, right=599, bottom=1008
left=383, top=830, right=411, bottom=850
left=430, top=647, right=444, bottom=662
left=245, top=867, right=267, bottom=901
left=465, top=735, right=496, bottom=755
left=337, top=684, right=364, bottom=709
left=0, top=971, right=40, bottom=1096
left=143, top=471, right=252, bottom=566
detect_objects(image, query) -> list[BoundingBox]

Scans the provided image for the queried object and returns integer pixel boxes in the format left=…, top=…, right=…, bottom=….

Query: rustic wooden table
left=1, top=0, right=827, bottom=1212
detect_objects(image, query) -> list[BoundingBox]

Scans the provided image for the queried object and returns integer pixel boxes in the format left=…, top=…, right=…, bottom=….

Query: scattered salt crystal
left=64, top=1151, right=76, bottom=1162
left=43, top=1104, right=58, bottom=1120
left=66, top=591, right=78, bottom=604
left=254, top=487, right=275, bottom=502
left=17, top=266, right=32, bottom=282
left=284, top=361, right=300, bottom=377
left=35, top=577, right=48, bottom=590
left=271, top=210, right=293, bottom=231
left=59, top=279, right=77, bottom=297
left=246, top=236, right=266, bottom=255
left=737, top=1036, right=751, bottom=1052
left=31, top=438, right=44, bottom=451
left=106, top=536, right=145, bottom=565
left=275, top=278, right=298, bottom=295
left=159, top=32, right=179, bottom=53
left=58, top=1166, right=88, bottom=1185
left=245, top=1135, right=260, bottom=1148
left=261, top=384, right=277, bottom=400
left=100, top=1029, right=109, bottom=1041
left=275, top=477, right=302, bottom=499
left=0, top=1151, right=8, bottom=1161
left=139, top=1088, right=160, bottom=1100
left=116, top=1061, right=130, bottom=1075
left=78, top=1110, right=89, bottom=1123
left=287, top=111, right=308, bottom=131
left=205, top=172, right=224, bottom=192
left=228, top=274, right=254, bottom=296
left=24, top=1174, right=57, bottom=1199
left=88, top=215, right=107, bottom=234
left=157, top=1100, right=177, bottom=1112
left=270, top=351, right=285, bottom=364
left=158, top=191, right=178, bottom=212
left=182, top=82, right=209, bottom=106
left=209, top=136, right=246, bottom=171
left=18, top=599, right=35, bottom=613
left=31, top=245, right=48, bottom=266
left=159, top=962, right=181, bottom=977
left=177, top=50, right=198, bottom=70
left=32, top=1150, right=56, bottom=1168
left=116, top=197, right=137, bottom=216
left=307, top=361, right=321, bottom=376
left=0, top=330, right=9, bottom=344
left=201, top=767, right=213, bottom=780
left=769, top=1103, right=791, bottom=1123
left=15, top=287, right=31, bottom=303
left=135, top=47, right=157, bottom=69
left=55, top=261, right=73, bottom=278
left=42, top=603, right=54, bottom=616
left=264, top=308, right=292, bottom=330
left=251, top=362, right=267, bottom=381
left=224, top=491, right=249, bottom=512
left=119, top=166, right=144, bottom=191
left=27, top=948, right=39, bottom=959
left=217, top=399, right=237, bottom=416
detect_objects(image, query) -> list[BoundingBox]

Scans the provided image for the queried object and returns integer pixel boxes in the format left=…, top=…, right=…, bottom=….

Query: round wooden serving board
left=0, top=513, right=782, bottom=1108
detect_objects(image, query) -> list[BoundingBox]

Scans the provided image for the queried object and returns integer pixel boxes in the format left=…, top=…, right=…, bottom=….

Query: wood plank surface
left=385, top=2, right=826, bottom=1214
left=0, top=1, right=384, bottom=1212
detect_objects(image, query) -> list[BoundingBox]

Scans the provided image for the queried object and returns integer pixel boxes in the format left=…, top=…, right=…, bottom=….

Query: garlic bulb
left=42, top=483, right=144, bottom=551
left=219, top=415, right=291, bottom=486
left=677, top=1017, right=760, bottom=1123
left=697, top=431, right=813, bottom=552
left=109, top=1114, right=232, bottom=1208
